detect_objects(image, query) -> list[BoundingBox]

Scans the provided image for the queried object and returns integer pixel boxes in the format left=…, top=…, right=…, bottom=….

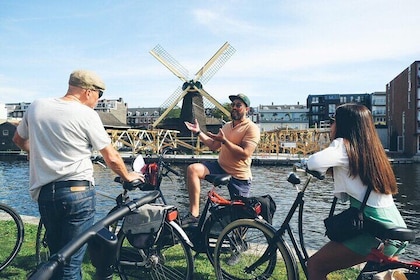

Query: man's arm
left=221, top=139, right=257, bottom=160
left=99, top=144, right=143, bottom=182
left=12, top=131, right=30, bottom=152
left=185, top=119, right=222, bottom=151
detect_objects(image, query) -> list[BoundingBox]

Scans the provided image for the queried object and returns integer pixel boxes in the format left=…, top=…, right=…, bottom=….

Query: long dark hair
left=333, top=103, right=397, bottom=194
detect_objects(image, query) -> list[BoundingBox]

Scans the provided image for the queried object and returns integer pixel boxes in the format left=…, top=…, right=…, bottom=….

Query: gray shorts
left=203, top=161, right=252, bottom=198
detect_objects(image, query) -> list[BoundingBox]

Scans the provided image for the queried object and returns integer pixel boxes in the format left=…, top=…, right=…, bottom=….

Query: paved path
left=21, top=214, right=40, bottom=225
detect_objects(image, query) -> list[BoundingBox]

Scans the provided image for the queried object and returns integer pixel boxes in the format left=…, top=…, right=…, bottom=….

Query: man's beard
left=231, top=110, right=245, bottom=120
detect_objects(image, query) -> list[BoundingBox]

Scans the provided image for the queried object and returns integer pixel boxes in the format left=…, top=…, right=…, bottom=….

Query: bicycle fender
left=254, top=216, right=277, bottom=230
left=169, top=221, right=194, bottom=248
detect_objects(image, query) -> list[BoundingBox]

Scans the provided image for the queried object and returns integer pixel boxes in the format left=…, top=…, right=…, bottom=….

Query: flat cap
left=69, top=70, right=105, bottom=91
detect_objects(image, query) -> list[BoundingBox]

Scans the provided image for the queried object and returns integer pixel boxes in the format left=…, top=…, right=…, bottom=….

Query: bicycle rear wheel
left=35, top=219, right=50, bottom=265
left=214, top=218, right=298, bottom=280
left=116, top=221, right=194, bottom=279
left=0, top=203, right=24, bottom=271
left=204, top=206, right=259, bottom=265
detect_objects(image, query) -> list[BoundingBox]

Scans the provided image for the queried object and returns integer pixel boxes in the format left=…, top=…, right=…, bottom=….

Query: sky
left=1, top=0, right=420, bottom=109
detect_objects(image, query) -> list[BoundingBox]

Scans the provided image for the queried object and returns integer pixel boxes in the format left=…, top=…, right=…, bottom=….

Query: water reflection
left=0, top=160, right=418, bottom=260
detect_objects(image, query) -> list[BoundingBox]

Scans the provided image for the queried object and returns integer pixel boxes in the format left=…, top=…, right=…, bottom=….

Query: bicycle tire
left=0, top=203, right=25, bottom=271
left=214, top=218, right=299, bottom=280
left=116, top=221, right=194, bottom=280
left=35, top=219, right=50, bottom=265
left=204, top=206, right=259, bottom=265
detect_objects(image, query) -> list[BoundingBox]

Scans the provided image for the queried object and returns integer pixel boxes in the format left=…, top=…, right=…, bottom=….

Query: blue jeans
left=38, top=185, right=96, bottom=280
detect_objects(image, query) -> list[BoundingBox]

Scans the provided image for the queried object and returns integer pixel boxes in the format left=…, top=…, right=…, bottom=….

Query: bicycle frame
left=244, top=170, right=317, bottom=278
left=231, top=167, right=418, bottom=279
left=136, top=148, right=263, bottom=258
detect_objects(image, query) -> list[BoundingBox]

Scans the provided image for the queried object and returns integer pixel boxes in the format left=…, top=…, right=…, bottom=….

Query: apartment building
left=386, top=61, right=420, bottom=156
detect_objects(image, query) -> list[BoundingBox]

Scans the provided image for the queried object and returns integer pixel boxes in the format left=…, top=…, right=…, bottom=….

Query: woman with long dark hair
left=306, top=103, right=406, bottom=279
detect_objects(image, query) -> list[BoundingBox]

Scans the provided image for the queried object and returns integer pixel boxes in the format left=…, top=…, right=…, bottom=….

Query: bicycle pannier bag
left=255, top=195, right=277, bottom=224
left=140, top=162, right=159, bottom=190
left=238, top=195, right=277, bottom=224
left=122, top=203, right=175, bottom=249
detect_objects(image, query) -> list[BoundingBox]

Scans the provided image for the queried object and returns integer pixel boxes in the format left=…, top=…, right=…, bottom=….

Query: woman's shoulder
left=330, top=137, right=344, bottom=145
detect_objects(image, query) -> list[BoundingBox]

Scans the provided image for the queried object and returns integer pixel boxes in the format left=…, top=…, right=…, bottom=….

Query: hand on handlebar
left=114, top=172, right=145, bottom=191
left=125, top=171, right=145, bottom=183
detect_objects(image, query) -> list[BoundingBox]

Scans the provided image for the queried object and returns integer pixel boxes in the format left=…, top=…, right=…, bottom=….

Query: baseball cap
left=69, top=70, right=106, bottom=91
left=229, top=93, right=250, bottom=107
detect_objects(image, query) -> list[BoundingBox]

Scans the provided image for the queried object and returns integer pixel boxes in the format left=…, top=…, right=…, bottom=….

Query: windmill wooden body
left=149, top=42, right=235, bottom=136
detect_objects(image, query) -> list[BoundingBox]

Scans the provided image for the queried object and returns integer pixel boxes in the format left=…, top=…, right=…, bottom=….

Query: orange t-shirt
left=218, top=118, right=260, bottom=180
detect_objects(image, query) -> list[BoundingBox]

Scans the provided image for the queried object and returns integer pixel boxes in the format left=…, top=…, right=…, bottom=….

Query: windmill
left=149, top=42, right=235, bottom=136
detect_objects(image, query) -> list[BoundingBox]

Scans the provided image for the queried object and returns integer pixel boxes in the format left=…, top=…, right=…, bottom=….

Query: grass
left=0, top=222, right=360, bottom=279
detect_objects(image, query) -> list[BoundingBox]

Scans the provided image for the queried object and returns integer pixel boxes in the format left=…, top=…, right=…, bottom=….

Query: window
left=328, top=104, right=336, bottom=114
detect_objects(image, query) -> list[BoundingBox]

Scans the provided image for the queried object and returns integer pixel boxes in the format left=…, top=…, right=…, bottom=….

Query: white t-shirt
left=307, top=138, right=395, bottom=208
left=17, top=98, right=111, bottom=200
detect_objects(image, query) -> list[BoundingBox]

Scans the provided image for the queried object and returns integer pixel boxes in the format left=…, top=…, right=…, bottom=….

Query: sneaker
left=181, top=212, right=199, bottom=227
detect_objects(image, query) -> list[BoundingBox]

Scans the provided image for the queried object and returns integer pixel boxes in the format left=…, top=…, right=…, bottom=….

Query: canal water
left=0, top=159, right=418, bottom=261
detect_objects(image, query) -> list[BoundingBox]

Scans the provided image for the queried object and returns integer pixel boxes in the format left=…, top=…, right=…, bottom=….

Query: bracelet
left=195, top=130, right=201, bottom=136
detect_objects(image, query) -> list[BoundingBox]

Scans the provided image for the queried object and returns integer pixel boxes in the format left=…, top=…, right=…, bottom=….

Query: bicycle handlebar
left=113, top=177, right=144, bottom=191
left=162, top=161, right=180, bottom=176
left=305, top=168, right=325, bottom=180
left=28, top=190, right=160, bottom=280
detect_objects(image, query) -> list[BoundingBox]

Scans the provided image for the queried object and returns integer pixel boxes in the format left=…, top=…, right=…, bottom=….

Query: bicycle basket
left=140, top=162, right=159, bottom=191
left=122, top=203, right=176, bottom=249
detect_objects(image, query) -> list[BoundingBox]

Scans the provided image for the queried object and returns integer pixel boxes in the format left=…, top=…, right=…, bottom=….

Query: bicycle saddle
left=204, top=174, right=231, bottom=186
left=374, top=226, right=417, bottom=242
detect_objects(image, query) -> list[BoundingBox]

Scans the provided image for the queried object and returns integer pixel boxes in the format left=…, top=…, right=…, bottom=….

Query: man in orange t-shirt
left=183, top=93, right=260, bottom=225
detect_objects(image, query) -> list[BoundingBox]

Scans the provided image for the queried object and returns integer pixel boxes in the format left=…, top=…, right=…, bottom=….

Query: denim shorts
left=38, top=182, right=96, bottom=280
left=203, top=161, right=252, bottom=198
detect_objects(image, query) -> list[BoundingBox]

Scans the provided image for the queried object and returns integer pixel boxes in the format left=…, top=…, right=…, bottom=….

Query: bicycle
left=28, top=188, right=163, bottom=279
left=0, top=203, right=24, bottom=272
left=115, top=147, right=269, bottom=279
left=34, top=159, right=194, bottom=280
left=34, top=148, right=270, bottom=279
left=213, top=164, right=419, bottom=279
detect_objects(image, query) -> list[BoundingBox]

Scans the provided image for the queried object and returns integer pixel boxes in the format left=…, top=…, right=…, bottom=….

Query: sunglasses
left=231, top=102, right=243, bottom=108
left=90, top=88, right=103, bottom=98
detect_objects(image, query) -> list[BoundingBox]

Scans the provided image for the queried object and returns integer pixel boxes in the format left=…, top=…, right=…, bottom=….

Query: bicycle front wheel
left=116, top=221, right=194, bottom=280
left=214, top=218, right=298, bottom=280
left=0, top=203, right=24, bottom=271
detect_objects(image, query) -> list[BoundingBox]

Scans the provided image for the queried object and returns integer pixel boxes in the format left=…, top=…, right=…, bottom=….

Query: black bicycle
left=28, top=188, right=162, bottom=280
left=116, top=147, right=268, bottom=279
left=0, top=203, right=24, bottom=272
left=34, top=148, right=270, bottom=279
left=213, top=164, right=419, bottom=279
left=35, top=159, right=194, bottom=280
